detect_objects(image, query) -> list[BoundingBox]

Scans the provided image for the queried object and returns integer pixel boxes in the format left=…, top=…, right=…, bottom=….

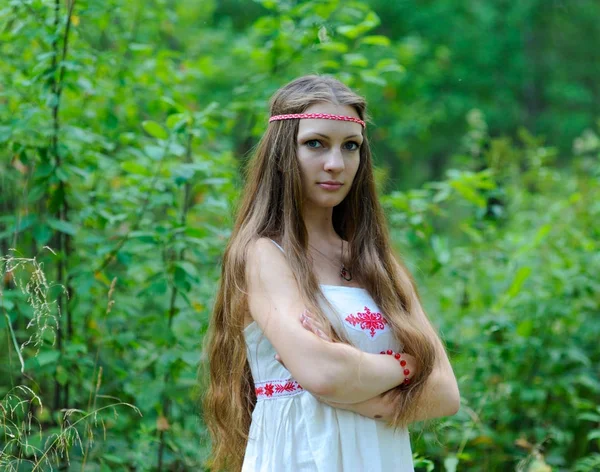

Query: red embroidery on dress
left=255, top=379, right=304, bottom=399
left=344, top=306, right=389, bottom=338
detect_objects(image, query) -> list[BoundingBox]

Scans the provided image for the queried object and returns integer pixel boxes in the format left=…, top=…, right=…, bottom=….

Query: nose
left=323, top=148, right=344, bottom=172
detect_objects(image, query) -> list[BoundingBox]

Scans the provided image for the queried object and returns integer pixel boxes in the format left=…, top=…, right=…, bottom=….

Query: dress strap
left=268, top=238, right=285, bottom=254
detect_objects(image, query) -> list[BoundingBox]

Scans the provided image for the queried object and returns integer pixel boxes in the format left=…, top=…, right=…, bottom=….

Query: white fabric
left=242, top=239, right=414, bottom=472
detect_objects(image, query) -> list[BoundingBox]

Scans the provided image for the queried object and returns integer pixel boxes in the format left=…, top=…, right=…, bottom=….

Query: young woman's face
left=296, top=102, right=363, bottom=210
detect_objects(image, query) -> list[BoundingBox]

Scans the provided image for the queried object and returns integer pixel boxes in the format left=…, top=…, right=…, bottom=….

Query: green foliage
left=1, top=0, right=599, bottom=470
left=383, top=121, right=600, bottom=471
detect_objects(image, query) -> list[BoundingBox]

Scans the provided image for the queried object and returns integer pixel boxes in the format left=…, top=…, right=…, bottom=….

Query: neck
left=302, top=205, right=340, bottom=245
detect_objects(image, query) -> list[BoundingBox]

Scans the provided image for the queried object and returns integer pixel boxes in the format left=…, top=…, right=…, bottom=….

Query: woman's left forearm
left=405, top=366, right=460, bottom=422
left=294, top=307, right=460, bottom=417
left=322, top=366, right=460, bottom=423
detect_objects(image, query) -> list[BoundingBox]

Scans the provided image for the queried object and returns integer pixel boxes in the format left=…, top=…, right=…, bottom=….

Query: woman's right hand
left=299, top=310, right=332, bottom=342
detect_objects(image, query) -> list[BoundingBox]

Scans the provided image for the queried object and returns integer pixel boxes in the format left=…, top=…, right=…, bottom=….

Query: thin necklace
left=308, top=240, right=353, bottom=282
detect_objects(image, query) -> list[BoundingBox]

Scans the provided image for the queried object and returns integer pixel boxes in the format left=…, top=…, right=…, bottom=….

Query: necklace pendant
left=340, top=265, right=353, bottom=282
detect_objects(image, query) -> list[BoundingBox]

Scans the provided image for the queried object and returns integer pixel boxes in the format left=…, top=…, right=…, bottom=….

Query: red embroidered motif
left=345, top=306, right=389, bottom=338
left=255, top=379, right=304, bottom=399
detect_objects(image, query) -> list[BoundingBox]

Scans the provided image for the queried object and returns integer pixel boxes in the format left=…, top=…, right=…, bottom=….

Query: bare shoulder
left=247, top=237, right=282, bottom=258
left=246, top=238, right=286, bottom=279
left=245, top=237, right=299, bottom=303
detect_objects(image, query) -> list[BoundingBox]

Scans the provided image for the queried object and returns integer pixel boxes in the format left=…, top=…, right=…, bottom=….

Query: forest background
left=1, top=0, right=599, bottom=471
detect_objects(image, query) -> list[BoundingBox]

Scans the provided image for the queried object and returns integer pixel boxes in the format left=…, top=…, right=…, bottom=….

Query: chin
left=321, top=199, right=346, bottom=208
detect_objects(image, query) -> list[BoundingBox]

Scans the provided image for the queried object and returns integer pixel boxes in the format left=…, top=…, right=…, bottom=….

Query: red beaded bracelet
left=380, top=349, right=411, bottom=385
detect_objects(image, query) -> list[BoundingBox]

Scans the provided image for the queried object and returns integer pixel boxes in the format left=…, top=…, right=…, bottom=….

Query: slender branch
left=5, top=312, right=25, bottom=373
left=49, top=0, right=61, bottom=415
left=56, top=0, right=76, bottom=99
left=48, top=0, right=77, bottom=416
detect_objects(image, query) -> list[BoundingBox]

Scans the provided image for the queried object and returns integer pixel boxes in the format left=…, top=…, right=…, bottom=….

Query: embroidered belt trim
left=254, top=379, right=304, bottom=400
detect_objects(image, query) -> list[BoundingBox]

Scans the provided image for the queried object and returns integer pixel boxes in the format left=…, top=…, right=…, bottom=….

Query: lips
left=318, top=182, right=343, bottom=191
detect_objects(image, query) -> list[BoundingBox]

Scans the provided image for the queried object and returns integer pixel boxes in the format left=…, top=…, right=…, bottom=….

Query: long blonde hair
left=202, top=75, right=441, bottom=471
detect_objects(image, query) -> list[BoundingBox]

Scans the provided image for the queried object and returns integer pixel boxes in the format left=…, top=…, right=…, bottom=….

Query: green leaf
left=506, top=267, right=532, bottom=298
left=37, top=350, right=60, bottom=367
left=102, top=454, right=126, bottom=464
left=128, top=43, right=152, bottom=52
left=359, top=35, right=391, bottom=47
left=444, top=455, right=459, bottom=472
left=47, top=217, right=77, bottom=236
left=0, top=125, right=12, bottom=142
left=516, top=319, right=534, bottom=337
left=336, top=25, right=363, bottom=40
left=174, top=266, right=192, bottom=292
left=144, top=144, right=165, bottom=160
left=533, top=223, right=552, bottom=245
left=166, top=113, right=188, bottom=130
left=317, top=60, right=341, bottom=71
left=337, top=11, right=380, bottom=39
left=0, top=299, right=15, bottom=310
left=588, top=431, right=600, bottom=441
left=55, top=167, right=69, bottom=182
left=34, top=162, right=55, bottom=179
left=363, top=11, right=381, bottom=28
left=142, top=120, right=169, bottom=140
left=376, top=58, right=405, bottom=74
left=343, top=53, right=369, bottom=68
left=360, top=70, right=386, bottom=86
left=579, top=412, right=600, bottom=422
left=56, top=365, right=68, bottom=385
left=180, top=351, right=201, bottom=366
left=0, top=214, right=37, bottom=239
left=431, top=235, right=450, bottom=264
left=254, top=0, right=278, bottom=11
left=317, top=42, right=348, bottom=53
left=33, top=223, right=53, bottom=245
left=175, top=261, right=198, bottom=278
left=121, top=161, right=152, bottom=176
left=451, top=181, right=487, bottom=207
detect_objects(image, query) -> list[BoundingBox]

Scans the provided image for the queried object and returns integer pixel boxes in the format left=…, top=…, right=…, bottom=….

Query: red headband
left=269, top=113, right=366, bottom=128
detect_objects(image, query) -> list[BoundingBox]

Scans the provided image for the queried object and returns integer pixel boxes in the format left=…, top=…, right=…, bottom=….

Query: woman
left=203, top=75, right=460, bottom=471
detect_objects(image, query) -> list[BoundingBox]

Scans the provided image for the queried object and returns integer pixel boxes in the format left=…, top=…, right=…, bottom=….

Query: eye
left=305, top=140, right=323, bottom=149
left=343, top=141, right=361, bottom=151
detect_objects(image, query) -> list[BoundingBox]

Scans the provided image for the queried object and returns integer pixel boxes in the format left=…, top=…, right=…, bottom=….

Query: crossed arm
left=284, top=312, right=460, bottom=424
left=247, top=238, right=460, bottom=422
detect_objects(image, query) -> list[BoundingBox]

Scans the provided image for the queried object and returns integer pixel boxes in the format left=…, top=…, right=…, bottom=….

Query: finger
left=302, top=317, right=332, bottom=341
left=301, top=311, right=325, bottom=330
left=302, top=316, right=319, bottom=333
left=315, top=328, right=332, bottom=342
left=274, top=354, right=287, bottom=369
left=303, top=317, right=325, bottom=337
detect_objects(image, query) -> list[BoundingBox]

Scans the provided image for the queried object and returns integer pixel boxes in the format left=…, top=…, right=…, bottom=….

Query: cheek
left=297, top=161, right=314, bottom=186
left=349, top=158, right=361, bottom=178
left=297, top=154, right=318, bottom=174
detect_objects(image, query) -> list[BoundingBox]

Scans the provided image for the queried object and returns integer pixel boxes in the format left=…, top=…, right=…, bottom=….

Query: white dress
left=242, top=239, right=414, bottom=472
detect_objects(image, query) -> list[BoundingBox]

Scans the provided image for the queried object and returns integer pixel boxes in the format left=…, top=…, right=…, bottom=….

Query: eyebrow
left=301, top=132, right=363, bottom=140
